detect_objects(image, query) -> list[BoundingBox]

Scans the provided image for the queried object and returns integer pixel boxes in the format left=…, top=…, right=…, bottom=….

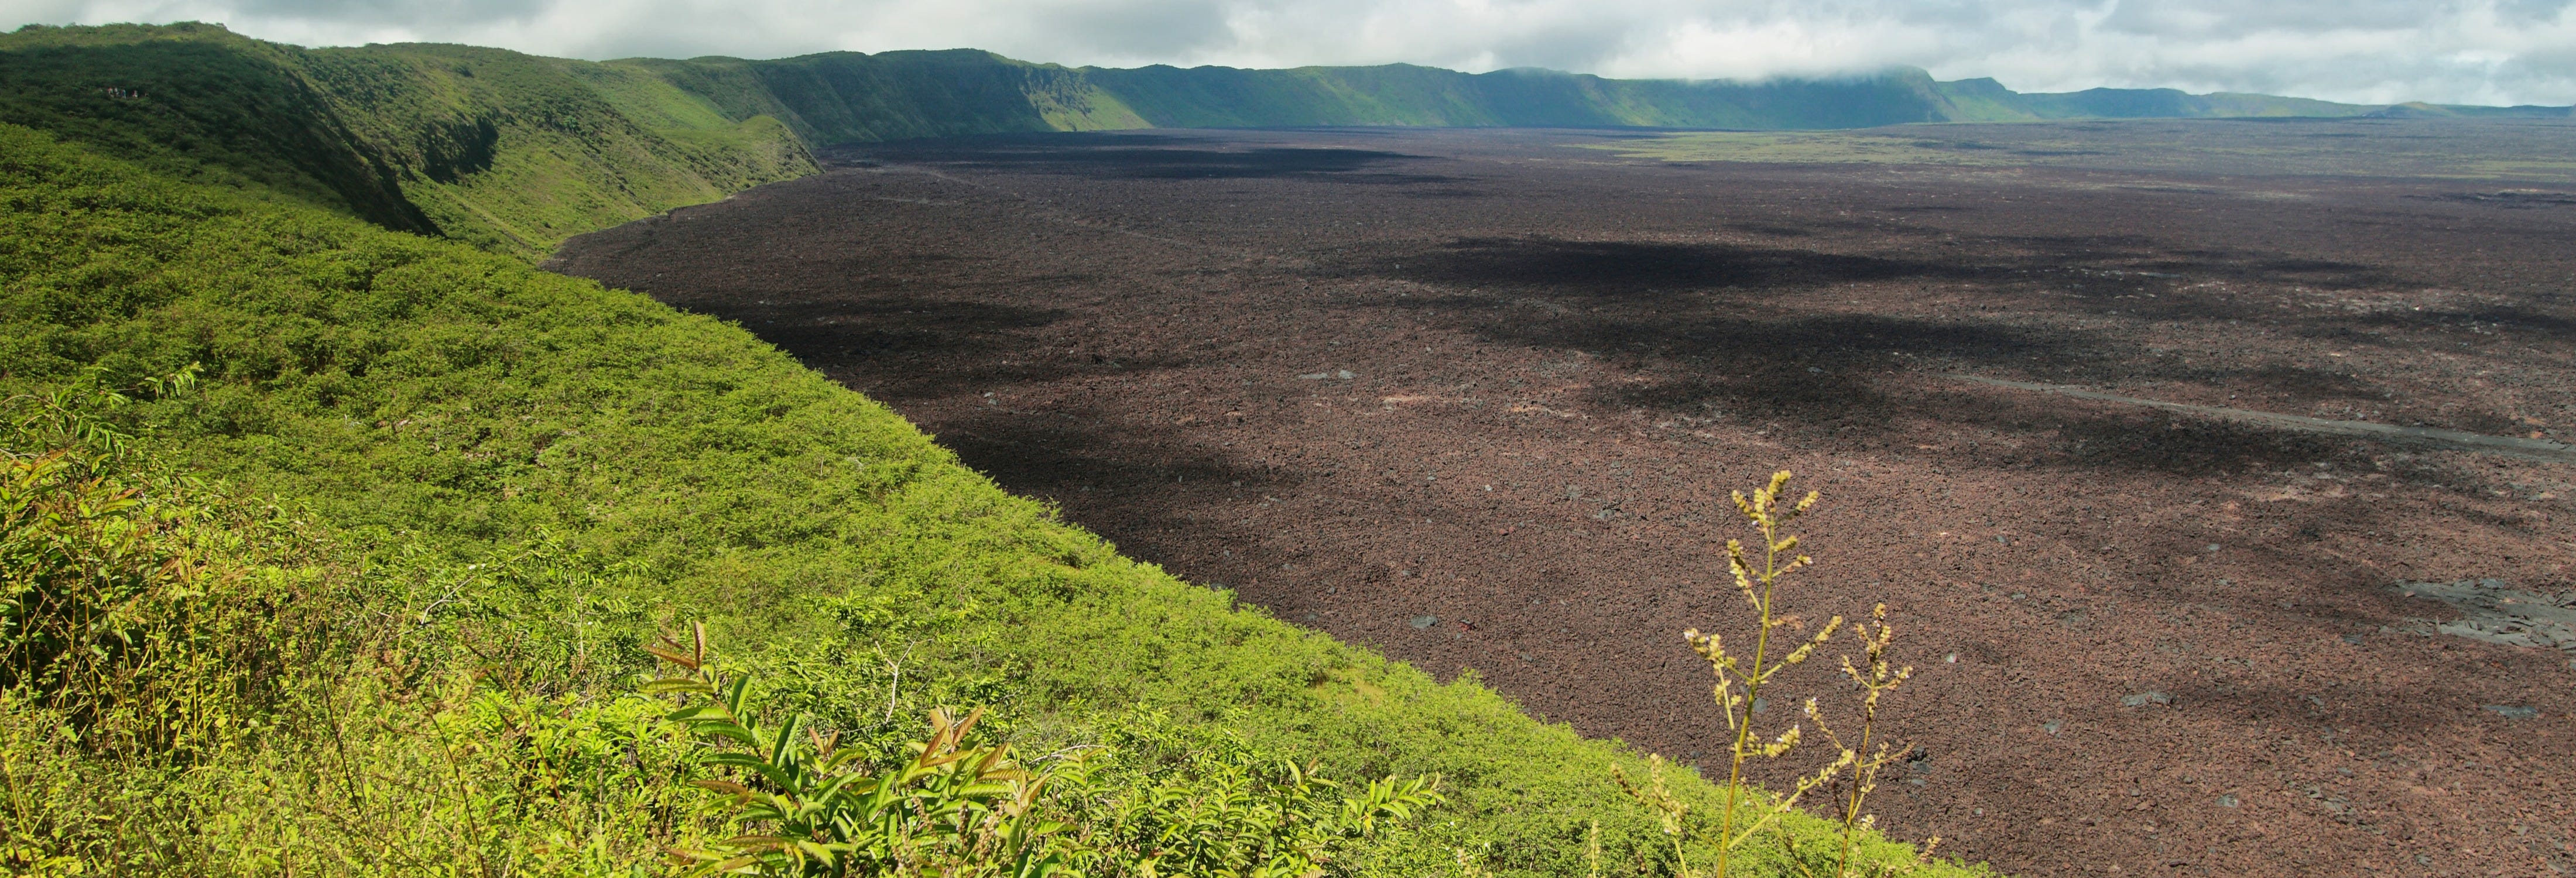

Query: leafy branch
left=644, top=623, right=1070, bottom=877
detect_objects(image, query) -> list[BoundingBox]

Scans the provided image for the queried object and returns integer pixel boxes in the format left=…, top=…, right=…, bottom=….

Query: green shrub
left=646, top=626, right=1443, bottom=878
left=0, top=422, right=712, bottom=874
left=0, top=375, right=330, bottom=760
left=1044, top=712, right=1443, bottom=876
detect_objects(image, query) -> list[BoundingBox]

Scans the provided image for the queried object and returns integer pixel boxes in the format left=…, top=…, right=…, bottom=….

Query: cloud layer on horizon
left=11, top=0, right=2576, bottom=106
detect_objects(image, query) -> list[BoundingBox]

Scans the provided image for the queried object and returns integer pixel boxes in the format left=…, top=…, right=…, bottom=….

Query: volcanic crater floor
left=549, top=122, right=2576, bottom=877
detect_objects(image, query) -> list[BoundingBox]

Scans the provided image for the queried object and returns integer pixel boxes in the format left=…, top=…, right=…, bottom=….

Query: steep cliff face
left=714, top=49, right=1148, bottom=142
left=294, top=42, right=816, bottom=256
left=0, top=23, right=438, bottom=233
left=0, top=24, right=816, bottom=258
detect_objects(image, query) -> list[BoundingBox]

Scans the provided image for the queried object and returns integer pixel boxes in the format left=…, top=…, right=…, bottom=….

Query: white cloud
left=6, top=0, right=2573, bottom=105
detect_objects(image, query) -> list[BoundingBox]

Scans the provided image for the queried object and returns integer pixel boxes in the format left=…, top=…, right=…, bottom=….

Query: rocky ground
left=549, top=122, right=2576, bottom=877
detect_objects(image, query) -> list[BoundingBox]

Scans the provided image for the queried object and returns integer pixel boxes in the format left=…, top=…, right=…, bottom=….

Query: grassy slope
left=0, top=22, right=434, bottom=232
left=0, top=121, right=1978, bottom=876
left=622, top=49, right=1148, bottom=147
left=0, top=24, right=817, bottom=259
left=294, top=42, right=816, bottom=257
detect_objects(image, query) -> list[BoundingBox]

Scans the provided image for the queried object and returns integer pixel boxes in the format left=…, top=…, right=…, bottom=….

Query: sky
left=8, top=0, right=2576, bottom=106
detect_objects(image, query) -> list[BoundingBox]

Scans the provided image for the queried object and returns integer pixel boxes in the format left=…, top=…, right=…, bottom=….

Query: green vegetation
left=646, top=49, right=1152, bottom=145
left=645, top=630, right=1444, bottom=876
left=292, top=42, right=814, bottom=257
left=0, top=22, right=437, bottom=232
left=0, top=23, right=815, bottom=259
left=0, top=118, right=1984, bottom=874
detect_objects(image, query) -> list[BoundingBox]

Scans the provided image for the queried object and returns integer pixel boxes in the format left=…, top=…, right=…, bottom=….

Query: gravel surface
left=551, top=124, right=2576, bottom=877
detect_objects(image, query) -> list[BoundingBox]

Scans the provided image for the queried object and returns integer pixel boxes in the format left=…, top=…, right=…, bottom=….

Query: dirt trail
left=551, top=126, right=2576, bottom=877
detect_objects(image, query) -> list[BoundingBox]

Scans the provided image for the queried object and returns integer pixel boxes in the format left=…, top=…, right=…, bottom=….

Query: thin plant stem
left=1715, top=507, right=1785, bottom=878
left=1835, top=718, right=1876, bottom=877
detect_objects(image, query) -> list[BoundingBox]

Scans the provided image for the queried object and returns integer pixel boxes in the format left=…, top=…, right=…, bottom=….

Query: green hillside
left=0, top=92, right=1989, bottom=876
left=0, top=22, right=437, bottom=232
left=0, top=23, right=815, bottom=259
left=1077, top=64, right=1959, bottom=129
left=293, top=42, right=814, bottom=256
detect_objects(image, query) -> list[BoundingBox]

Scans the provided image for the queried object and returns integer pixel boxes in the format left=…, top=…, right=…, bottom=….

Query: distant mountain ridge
left=1927, top=76, right=2570, bottom=121
left=4, top=23, right=2565, bottom=255
left=629, top=50, right=2574, bottom=140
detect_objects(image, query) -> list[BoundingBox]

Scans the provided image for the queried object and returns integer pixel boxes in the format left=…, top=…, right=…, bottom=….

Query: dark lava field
left=549, top=121, right=2576, bottom=877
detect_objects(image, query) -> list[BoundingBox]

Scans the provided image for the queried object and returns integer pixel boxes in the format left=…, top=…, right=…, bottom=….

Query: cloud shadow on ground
left=1385, top=236, right=1979, bottom=295
left=834, top=132, right=1456, bottom=183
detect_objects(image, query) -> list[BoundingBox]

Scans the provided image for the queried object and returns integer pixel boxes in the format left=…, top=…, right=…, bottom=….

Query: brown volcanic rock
left=551, top=125, right=2576, bottom=877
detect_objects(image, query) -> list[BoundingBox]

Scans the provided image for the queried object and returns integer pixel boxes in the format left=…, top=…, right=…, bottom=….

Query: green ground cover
left=0, top=121, right=1978, bottom=874
left=0, top=23, right=816, bottom=259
